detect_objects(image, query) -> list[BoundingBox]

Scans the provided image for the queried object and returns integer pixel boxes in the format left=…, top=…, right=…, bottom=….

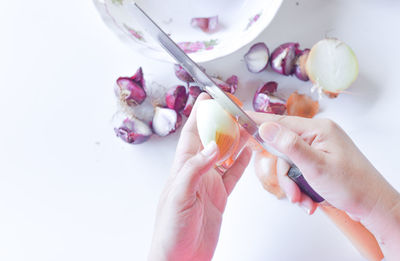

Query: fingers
left=259, top=122, right=324, bottom=176
left=247, top=111, right=318, bottom=136
left=276, top=158, right=318, bottom=215
left=223, top=147, right=252, bottom=195
left=172, top=93, right=211, bottom=173
left=276, top=158, right=300, bottom=203
left=176, top=141, right=219, bottom=197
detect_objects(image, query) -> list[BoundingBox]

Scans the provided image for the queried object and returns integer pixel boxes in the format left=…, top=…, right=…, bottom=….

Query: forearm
left=361, top=181, right=400, bottom=260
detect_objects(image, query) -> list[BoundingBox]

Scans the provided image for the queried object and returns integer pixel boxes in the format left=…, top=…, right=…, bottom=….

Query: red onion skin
left=174, top=64, right=194, bottom=83
left=116, top=77, right=147, bottom=105
left=114, top=118, right=152, bottom=144
left=165, top=85, right=188, bottom=112
left=294, top=49, right=310, bottom=81
left=183, top=86, right=202, bottom=117
left=253, top=81, right=286, bottom=115
left=270, top=43, right=299, bottom=76
left=244, top=42, right=270, bottom=73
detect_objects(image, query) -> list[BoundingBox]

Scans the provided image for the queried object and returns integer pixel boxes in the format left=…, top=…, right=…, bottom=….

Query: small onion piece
left=244, top=42, right=270, bottom=73
left=174, top=64, right=194, bottom=83
left=114, top=118, right=152, bottom=144
left=253, top=82, right=286, bottom=115
left=306, top=38, right=359, bottom=97
left=116, top=77, right=146, bottom=106
left=152, top=107, right=182, bottom=136
left=191, top=16, right=218, bottom=33
left=212, top=76, right=238, bottom=94
left=270, top=42, right=299, bottom=75
left=183, top=86, right=202, bottom=117
left=294, top=48, right=310, bottom=81
left=165, top=85, right=188, bottom=112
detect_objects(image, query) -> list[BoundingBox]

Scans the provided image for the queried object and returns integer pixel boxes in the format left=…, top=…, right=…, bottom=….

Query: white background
left=1, top=0, right=400, bottom=260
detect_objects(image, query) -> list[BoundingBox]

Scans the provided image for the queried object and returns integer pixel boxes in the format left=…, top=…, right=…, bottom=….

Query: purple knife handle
left=288, top=165, right=324, bottom=203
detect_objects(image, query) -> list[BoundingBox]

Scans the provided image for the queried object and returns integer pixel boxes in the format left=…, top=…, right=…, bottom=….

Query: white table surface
left=1, top=0, right=400, bottom=260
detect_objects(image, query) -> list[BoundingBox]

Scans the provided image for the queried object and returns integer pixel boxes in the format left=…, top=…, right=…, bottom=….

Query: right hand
left=248, top=112, right=400, bottom=260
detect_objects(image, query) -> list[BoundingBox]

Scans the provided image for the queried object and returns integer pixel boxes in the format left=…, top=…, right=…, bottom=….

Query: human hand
left=149, top=94, right=252, bottom=261
left=249, top=112, right=400, bottom=260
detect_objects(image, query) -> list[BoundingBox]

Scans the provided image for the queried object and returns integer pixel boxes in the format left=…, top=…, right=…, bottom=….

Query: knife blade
left=129, top=2, right=324, bottom=203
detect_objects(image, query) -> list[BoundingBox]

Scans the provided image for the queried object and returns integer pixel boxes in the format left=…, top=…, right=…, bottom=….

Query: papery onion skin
left=294, top=48, right=310, bottom=81
left=114, top=118, right=152, bottom=144
left=165, top=85, right=188, bottom=112
left=183, top=86, right=202, bottom=117
left=174, top=64, right=194, bottom=83
left=115, top=67, right=147, bottom=106
left=270, top=42, right=299, bottom=76
left=253, top=82, right=286, bottom=115
left=116, top=78, right=147, bottom=106
left=286, top=91, right=319, bottom=118
left=244, top=42, right=270, bottom=73
left=212, top=75, right=238, bottom=94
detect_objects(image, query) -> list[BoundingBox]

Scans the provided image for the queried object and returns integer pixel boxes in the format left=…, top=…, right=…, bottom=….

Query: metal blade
left=129, top=2, right=325, bottom=203
left=130, top=4, right=268, bottom=145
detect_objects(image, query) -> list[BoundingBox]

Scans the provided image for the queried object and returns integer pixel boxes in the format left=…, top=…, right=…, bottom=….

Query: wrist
left=361, top=182, right=400, bottom=248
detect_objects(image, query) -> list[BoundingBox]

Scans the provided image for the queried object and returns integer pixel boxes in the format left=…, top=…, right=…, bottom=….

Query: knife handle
left=252, top=133, right=324, bottom=203
left=287, top=165, right=324, bottom=203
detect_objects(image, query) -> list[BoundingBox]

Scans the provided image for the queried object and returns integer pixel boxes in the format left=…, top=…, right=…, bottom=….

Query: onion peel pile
left=286, top=91, right=319, bottom=118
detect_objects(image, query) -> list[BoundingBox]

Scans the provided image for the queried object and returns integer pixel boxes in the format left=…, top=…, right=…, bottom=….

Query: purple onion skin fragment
left=294, top=49, right=310, bottom=81
left=270, top=43, right=300, bottom=76
left=114, top=118, right=152, bottom=144
left=131, top=67, right=145, bottom=89
left=116, top=77, right=147, bottom=105
left=258, top=81, right=278, bottom=94
left=183, top=86, right=202, bottom=117
left=165, top=85, right=188, bottom=112
left=253, top=81, right=286, bottom=115
left=152, top=107, right=182, bottom=136
left=174, top=64, right=194, bottom=83
left=191, top=16, right=218, bottom=33
left=212, top=76, right=238, bottom=94
left=225, top=75, right=238, bottom=94
left=244, top=42, right=270, bottom=73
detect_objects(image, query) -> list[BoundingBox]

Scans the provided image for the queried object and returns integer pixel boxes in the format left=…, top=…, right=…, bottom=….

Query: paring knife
left=129, top=3, right=323, bottom=202
left=130, top=4, right=384, bottom=260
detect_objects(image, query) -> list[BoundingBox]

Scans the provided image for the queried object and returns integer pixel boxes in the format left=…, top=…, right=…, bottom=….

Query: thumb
left=177, top=141, right=219, bottom=195
left=259, top=122, right=323, bottom=174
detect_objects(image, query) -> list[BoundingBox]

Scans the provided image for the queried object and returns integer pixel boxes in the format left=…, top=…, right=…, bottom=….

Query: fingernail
left=260, top=123, right=280, bottom=142
left=201, top=141, right=218, bottom=158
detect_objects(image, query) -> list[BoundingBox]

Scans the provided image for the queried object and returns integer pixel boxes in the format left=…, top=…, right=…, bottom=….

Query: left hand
left=148, top=93, right=252, bottom=261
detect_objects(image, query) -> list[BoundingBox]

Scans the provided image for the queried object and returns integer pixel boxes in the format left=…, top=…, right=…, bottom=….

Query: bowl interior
left=95, top=0, right=282, bottom=62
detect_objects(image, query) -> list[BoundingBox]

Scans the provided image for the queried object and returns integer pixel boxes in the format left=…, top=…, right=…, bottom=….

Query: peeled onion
left=196, top=99, right=240, bottom=164
left=306, top=38, right=359, bottom=97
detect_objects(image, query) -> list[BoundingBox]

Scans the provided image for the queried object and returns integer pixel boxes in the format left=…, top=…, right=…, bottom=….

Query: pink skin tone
left=149, top=94, right=252, bottom=261
left=149, top=95, right=400, bottom=260
left=248, top=112, right=400, bottom=260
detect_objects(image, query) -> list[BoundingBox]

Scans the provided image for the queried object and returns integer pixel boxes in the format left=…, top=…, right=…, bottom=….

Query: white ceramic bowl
left=94, top=0, right=282, bottom=63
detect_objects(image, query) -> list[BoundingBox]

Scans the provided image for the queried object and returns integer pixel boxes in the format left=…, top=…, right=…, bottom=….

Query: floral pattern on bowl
left=94, top=0, right=283, bottom=63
